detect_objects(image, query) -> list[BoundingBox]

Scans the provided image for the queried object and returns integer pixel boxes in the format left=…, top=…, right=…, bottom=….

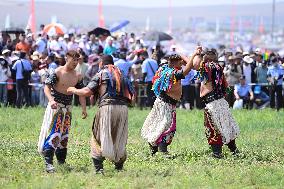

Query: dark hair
left=66, top=50, right=80, bottom=59
left=102, top=55, right=114, bottom=65
left=19, top=51, right=26, bottom=59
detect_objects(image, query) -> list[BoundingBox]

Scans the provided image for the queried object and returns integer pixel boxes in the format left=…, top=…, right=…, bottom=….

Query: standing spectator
left=38, top=64, right=49, bottom=107
left=67, top=36, right=79, bottom=51
left=141, top=51, right=158, bottom=107
left=12, top=51, right=32, bottom=108
left=103, top=36, right=117, bottom=55
left=242, top=56, right=254, bottom=84
left=48, top=35, right=61, bottom=54
left=267, top=57, right=284, bottom=110
left=114, top=50, right=134, bottom=78
left=234, top=76, right=254, bottom=109
left=1, top=49, right=12, bottom=65
left=15, top=35, right=31, bottom=54
left=74, top=53, right=88, bottom=106
left=181, top=69, right=196, bottom=110
left=223, top=56, right=242, bottom=107
left=255, top=60, right=268, bottom=94
left=0, top=57, right=11, bottom=106
left=34, top=34, right=46, bottom=54
left=79, top=35, right=91, bottom=56
left=46, top=54, right=58, bottom=72
left=30, top=65, right=41, bottom=106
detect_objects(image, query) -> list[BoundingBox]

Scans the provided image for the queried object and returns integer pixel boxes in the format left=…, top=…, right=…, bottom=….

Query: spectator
left=242, top=56, right=254, bottom=84
left=103, top=36, right=117, bottom=55
left=46, top=54, right=58, bottom=72
left=1, top=49, right=12, bottom=66
left=223, top=55, right=242, bottom=107
left=79, top=35, right=91, bottom=56
left=114, top=50, right=134, bottom=78
left=0, top=56, right=11, bottom=106
left=15, top=35, right=31, bottom=54
left=12, top=51, right=32, bottom=108
left=181, top=69, right=196, bottom=110
left=234, top=76, right=254, bottom=109
left=267, top=57, right=284, bottom=110
left=30, top=65, right=41, bottom=106
left=48, top=35, right=61, bottom=54
left=255, top=59, right=268, bottom=94
left=67, top=36, right=79, bottom=51
left=141, top=51, right=158, bottom=107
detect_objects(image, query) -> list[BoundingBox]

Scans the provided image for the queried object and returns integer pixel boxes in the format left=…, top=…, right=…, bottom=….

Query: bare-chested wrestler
left=38, top=50, right=87, bottom=173
left=194, top=48, right=240, bottom=158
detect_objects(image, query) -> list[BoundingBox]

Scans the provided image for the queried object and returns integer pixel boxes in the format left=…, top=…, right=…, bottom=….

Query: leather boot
left=92, top=158, right=104, bottom=175
left=211, top=144, right=223, bottom=159
left=55, top=148, right=67, bottom=164
left=43, top=149, right=55, bottom=173
left=149, top=143, right=158, bottom=156
left=227, top=140, right=239, bottom=155
left=114, top=161, right=124, bottom=171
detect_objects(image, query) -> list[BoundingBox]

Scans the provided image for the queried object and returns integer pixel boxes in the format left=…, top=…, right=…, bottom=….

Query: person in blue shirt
left=267, top=57, right=284, bottom=110
left=234, top=76, right=254, bottom=109
left=114, top=51, right=134, bottom=78
left=103, top=36, right=117, bottom=55
left=141, top=51, right=158, bottom=107
left=181, top=69, right=196, bottom=109
left=12, top=51, right=32, bottom=108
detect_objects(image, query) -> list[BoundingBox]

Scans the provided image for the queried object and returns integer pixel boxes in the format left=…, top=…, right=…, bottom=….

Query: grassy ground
left=0, top=107, right=283, bottom=189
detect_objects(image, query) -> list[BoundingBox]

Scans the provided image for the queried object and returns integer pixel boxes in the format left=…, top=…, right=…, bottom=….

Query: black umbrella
left=88, top=27, right=111, bottom=37
left=144, top=31, right=173, bottom=42
left=1, top=27, right=25, bottom=34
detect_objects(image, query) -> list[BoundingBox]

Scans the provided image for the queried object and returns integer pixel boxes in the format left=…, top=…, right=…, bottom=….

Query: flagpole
left=30, top=0, right=36, bottom=34
left=98, top=0, right=105, bottom=27
left=230, top=0, right=236, bottom=48
left=168, top=0, right=172, bottom=34
left=271, top=0, right=276, bottom=42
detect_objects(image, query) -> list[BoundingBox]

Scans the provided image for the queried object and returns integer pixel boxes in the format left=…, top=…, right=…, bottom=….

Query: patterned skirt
left=204, top=98, right=240, bottom=145
left=91, top=105, right=128, bottom=163
left=38, top=103, right=72, bottom=154
left=141, top=98, right=176, bottom=146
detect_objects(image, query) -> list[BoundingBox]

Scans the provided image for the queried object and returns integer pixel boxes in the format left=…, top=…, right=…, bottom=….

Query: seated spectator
left=253, top=85, right=270, bottom=109
left=234, top=76, right=254, bottom=109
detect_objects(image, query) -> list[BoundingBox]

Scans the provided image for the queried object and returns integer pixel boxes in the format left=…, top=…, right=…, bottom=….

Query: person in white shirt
left=79, top=35, right=91, bottom=56
left=49, top=35, right=61, bottom=54
left=67, top=36, right=79, bottom=51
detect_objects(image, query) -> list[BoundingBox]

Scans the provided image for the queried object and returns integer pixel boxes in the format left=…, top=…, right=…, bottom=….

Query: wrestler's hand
left=82, top=110, right=87, bottom=119
left=67, top=87, right=76, bottom=94
left=50, top=100, right=58, bottom=109
left=194, top=46, right=202, bottom=55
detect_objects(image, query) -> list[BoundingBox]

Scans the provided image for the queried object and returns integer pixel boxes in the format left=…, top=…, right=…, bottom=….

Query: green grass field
left=0, top=107, right=283, bottom=189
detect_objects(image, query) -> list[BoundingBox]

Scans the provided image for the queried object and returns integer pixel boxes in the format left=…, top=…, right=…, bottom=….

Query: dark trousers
left=146, top=82, right=156, bottom=107
left=269, top=85, right=283, bottom=110
left=240, top=96, right=253, bottom=109
left=16, top=79, right=30, bottom=108
left=181, top=85, right=195, bottom=109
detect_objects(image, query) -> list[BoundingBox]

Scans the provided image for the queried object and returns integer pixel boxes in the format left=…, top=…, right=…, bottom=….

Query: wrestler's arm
left=44, top=70, right=59, bottom=109
left=76, top=74, right=87, bottom=119
left=181, top=47, right=202, bottom=76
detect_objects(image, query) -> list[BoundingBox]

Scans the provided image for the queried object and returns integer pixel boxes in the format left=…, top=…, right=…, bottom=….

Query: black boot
left=149, top=143, right=158, bottom=156
left=55, top=148, right=67, bottom=164
left=92, top=158, right=104, bottom=175
left=114, top=161, right=124, bottom=171
left=227, top=140, right=239, bottom=155
left=211, top=144, right=223, bottom=159
left=43, top=149, right=55, bottom=173
left=158, top=142, right=168, bottom=153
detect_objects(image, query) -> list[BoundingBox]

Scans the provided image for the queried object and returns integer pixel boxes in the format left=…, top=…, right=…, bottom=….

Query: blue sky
left=18, top=0, right=284, bottom=7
